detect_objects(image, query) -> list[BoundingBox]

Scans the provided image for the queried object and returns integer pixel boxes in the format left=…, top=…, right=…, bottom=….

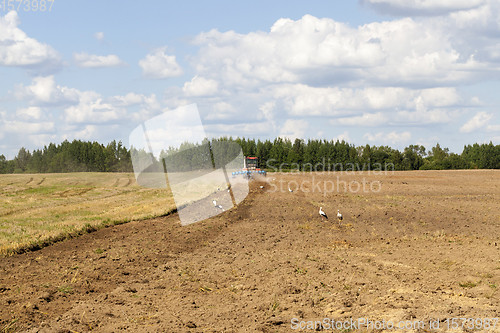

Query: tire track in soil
left=0, top=188, right=142, bottom=218
left=36, top=178, right=45, bottom=185
left=25, top=177, right=34, bottom=184
left=124, top=177, right=133, bottom=187
left=58, top=188, right=94, bottom=197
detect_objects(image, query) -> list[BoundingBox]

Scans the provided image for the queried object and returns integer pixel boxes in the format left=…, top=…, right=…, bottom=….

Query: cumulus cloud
left=13, top=76, right=80, bottom=106
left=460, top=111, right=494, bottom=133
left=107, top=92, right=160, bottom=108
left=16, top=106, right=43, bottom=120
left=258, top=101, right=277, bottom=131
left=139, top=50, right=183, bottom=79
left=190, top=14, right=495, bottom=90
left=205, top=102, right=236, bottom=120
left=395, top=108, right=455, bottom=125
left=360, top=0, right=486, bottom=16
left=279, top=119, right=309, bottom=141
left=335, top=113, right=388, bottom=127
left=1, top=120, right=54, bottom=134
left=273, top=85, right=465, bottom=117
left=75, top=125, right=97, bottom=140
left=64, top=91, right=126, bottom=124
left=13, top=77, right=158, bottom=125
left=183, top=76, right=219, bottom=96
left=73, top=52, right=127, bottom=68
left=0, top=11, right=62, bottom=73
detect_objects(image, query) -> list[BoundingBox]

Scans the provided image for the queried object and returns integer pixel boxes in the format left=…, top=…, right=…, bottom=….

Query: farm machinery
left=231, top=156, right=266, bottom=179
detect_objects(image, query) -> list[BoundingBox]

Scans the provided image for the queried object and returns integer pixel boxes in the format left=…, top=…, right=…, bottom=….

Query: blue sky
left=1, top=0, right=500, bottom=158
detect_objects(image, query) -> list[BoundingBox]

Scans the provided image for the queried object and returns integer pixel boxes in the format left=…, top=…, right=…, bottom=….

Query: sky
left=2, top=0, right=500, bottom=158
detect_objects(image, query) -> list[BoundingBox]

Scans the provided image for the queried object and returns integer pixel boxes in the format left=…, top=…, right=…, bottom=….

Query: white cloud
left=363, top=131, right=411, bottom=144
left=273, top=85, right=466, bottom=117
left=332, top=131, right=351, bottom=143
left=139, top=50, right=183, bottom=79
left=486, top=124, right=500, bottom=132
left=75, top=125, right=97, bottom=140
left=258, top=101, right=277, bottom=131
left=460, top=111, right=494, bottom=133
left=190, top=14, right=494, bottom=89
left=0, top=11, right=62, bottom=73
left=361, top=0, right=486, bottom=16
left=182, top=76, right=218, bottom=96
left=13, top=76, right=80, bottom=106
left=335, top=112, right=388, bottom=127
left=94, top=32, right=105, bottom=41
left=279, top=119, right=309, bottom=141
left=205, top=102, right=236, bottom=120
left=395, top=108, right=454, bottom=125
left=2, top=120, right=54, bottom=134
left=64, top=91, right=126, bottom=124
left=107, top=92, right=160, bottom=108
left=73, top=52, right=127, bottom=68
left=12, top=77, right=159, bottom=126
left=108, top=92, right=144, bottom=106
left=16, top=106, right=42, bottom=120
left=27, top=134, right=57, bottom=147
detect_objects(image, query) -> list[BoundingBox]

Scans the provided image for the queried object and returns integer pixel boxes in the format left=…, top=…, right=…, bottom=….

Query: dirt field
left=1, top=170, right=500, bottom=332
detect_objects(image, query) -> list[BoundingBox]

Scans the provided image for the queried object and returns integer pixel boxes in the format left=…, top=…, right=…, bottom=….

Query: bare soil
left=1, top=170, right=500, bottom=332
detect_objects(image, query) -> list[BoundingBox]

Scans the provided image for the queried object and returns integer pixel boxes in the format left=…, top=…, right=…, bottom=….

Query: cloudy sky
left=1, top=0, right=500, bottom=158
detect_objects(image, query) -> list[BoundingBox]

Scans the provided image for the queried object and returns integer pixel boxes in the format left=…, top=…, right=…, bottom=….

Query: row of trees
left=0, top=140, right=132, bottom=174
left=1, top=138, right=500, bottom=174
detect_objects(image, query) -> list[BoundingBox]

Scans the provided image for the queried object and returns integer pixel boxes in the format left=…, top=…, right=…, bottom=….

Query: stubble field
left=1, top=170, right=500, bottom=332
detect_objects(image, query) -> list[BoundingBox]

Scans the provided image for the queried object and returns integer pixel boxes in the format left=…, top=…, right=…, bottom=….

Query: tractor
left=231, top=156, right=266, bottom=179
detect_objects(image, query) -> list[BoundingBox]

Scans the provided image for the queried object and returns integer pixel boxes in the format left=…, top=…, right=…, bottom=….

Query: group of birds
left=287, top=185, right=343, bottom=226
left=213, top=183, right=344, bottom=227
left=319, top=207, right=343, bottom=226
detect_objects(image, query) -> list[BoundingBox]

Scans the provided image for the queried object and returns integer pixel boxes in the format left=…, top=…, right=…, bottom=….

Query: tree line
left=0, top=138, right=499, bottom=174
left=0, top=140, right=132, bottom=174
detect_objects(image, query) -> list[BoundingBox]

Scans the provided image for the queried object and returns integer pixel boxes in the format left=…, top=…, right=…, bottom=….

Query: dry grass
left=0, top=173, right=176, bottom=256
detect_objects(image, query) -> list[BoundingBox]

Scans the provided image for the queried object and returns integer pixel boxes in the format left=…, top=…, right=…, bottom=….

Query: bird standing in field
left=213, top=200, right=224, bottom=212
left=319, top=207, right=328, bottom=221
left=337, top=210, right=343, bottom=226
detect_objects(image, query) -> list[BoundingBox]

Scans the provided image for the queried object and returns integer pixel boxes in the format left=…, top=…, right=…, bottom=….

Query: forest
left=0, top=137, right=499, bottom=174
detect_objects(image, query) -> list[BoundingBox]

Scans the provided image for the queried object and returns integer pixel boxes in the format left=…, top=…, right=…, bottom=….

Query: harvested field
left=1, top=170, right=500, bottom=332
left=0, top=173, right=175, bottom=255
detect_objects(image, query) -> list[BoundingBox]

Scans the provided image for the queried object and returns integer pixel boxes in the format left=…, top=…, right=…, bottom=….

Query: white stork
left=213, top=200, right=224, bottom=212
left=319, top=207, right=328, bottom=221
left=337, top=210, right=343, bottom=226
